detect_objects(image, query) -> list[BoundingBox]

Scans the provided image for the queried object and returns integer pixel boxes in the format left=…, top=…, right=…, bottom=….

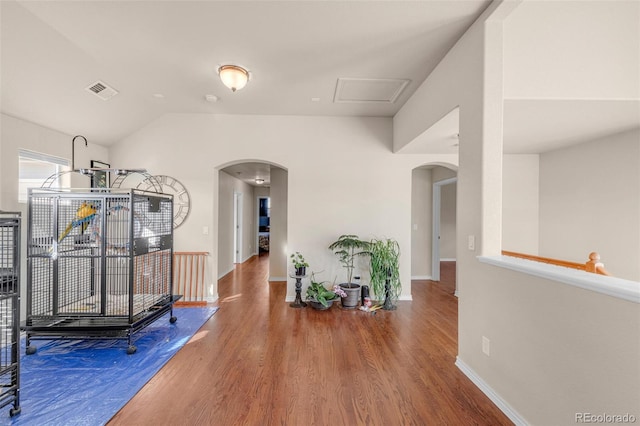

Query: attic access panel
left=334, top=78, right=410, bottom=103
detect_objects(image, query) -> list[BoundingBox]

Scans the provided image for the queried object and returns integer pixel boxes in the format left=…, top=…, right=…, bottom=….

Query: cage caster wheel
left=25, top=346, right=37, bottom=355
left=169, top=316, right=177, bottom=324
left=126, top=345, right=137, bottom=355
left=9, top=407, right=21, bottom=417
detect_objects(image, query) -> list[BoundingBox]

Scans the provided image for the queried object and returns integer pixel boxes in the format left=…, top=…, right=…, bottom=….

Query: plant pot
left=339, top=283, right=361, bottom=309
left=295, top=266, right=306, bottom=276
left=308, top=298, right=335, bottom=310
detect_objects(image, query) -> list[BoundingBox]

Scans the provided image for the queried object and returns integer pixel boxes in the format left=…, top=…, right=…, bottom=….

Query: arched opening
left=411, top=162, right=458, bottom=295
left=216, top=160, right=288, bottom=282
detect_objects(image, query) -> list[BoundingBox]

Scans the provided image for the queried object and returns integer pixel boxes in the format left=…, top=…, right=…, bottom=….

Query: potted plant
left=305, top=274, right=347, bottom=310
left=328, top=234, right=370, bottom=309
left=368, top=237, right=401, bottom=310
left=290, top=251, right=309, bottom=276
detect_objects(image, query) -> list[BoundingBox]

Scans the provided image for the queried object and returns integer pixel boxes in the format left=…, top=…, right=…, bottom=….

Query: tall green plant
left=369, top=238, right=401, bottom=306
left=328, top=234, right=370, bottom=285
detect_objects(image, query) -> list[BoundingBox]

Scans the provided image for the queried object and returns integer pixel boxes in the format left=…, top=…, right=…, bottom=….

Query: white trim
left=432, top=177, right=457, bottom=282
left=440, top=258, right=456, bottom=262
left=411, top=275, right=433, bottom=280
left=269, top=276, right=287, bottom=282
left=204, top=294, right=218, bottom=303
left=398, top=295, right=413, bottom=301
left=18, top=148, right=70, bottom=166
left=478, top=255, right=640, bottom=303
left=218, top=266, right=235, bottom=280
left=455, top=357, right=528, bottom=426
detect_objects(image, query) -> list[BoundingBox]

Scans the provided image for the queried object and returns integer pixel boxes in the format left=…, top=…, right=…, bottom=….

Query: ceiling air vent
left=85, top=80, right=118, bottom=101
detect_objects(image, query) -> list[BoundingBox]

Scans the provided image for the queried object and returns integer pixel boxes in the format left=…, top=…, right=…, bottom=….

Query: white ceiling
left=1, top=0, right=638, bottom=165
left=222, top=162, right=273, bottom=187
left=0, top=0, right=490, bottom=145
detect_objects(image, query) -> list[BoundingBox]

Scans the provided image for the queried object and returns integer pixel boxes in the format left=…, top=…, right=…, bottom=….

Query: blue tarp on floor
left=3, top=306, right=218, bottom=426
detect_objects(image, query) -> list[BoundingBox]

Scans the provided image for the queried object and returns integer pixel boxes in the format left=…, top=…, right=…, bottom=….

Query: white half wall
left=394, top=1, right=638, bottom=424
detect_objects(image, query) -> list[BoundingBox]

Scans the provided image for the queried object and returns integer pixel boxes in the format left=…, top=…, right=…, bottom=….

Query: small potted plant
left=305, top=274, right=347, bottom=310
left=368, top=237, right=401, bottom=310
left=290, top=251, right=309, bottom=276
left=328, top=235, right=370, bottom=309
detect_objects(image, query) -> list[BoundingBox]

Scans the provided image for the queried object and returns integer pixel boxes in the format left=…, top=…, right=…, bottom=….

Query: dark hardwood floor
left=109, top=256, right=511, bottom=425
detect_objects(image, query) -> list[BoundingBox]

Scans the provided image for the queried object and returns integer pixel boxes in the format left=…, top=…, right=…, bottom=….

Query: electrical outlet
left=413, top=224, right=418, bottom=231
left=203, top=226, right=209, bottom=235
left=482, top=336, right=490, bottom=356
left=468, top=235, right=475, bottom=251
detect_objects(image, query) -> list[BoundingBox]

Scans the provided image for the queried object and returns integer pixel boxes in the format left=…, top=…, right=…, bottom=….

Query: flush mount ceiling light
left=218, top=65, right=250, bottom=92
left=255, top=178, right=264, bottom=184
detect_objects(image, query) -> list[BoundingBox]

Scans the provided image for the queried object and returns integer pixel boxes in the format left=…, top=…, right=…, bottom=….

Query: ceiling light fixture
left=255, top=178, right=264, bottom=184
left=218, top=65, right=250, bottom=92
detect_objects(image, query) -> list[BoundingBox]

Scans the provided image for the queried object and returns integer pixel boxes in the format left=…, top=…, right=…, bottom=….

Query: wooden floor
left=109, top=256, right=511, bottom=425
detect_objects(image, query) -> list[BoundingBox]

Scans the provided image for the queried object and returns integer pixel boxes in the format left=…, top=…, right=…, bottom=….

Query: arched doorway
left=411, top=163, right=458, bottom=294
left=216, top=160, right=288, bottom=282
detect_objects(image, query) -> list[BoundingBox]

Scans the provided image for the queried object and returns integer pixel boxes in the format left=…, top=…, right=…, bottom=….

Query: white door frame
left=431, top=177, right=457, bottom=282
left=233, top=191, right=243, bottom=264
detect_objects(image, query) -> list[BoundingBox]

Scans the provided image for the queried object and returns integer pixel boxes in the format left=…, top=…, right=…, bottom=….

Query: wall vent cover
left=333, top=78, right=410, bottom=104
left=85, top=80, right=118, bottom=101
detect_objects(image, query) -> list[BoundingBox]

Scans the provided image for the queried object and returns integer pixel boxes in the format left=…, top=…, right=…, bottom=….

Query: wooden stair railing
left=173, top=251, right=210, bottom=306
left=501, top=250, right=611, bottom=276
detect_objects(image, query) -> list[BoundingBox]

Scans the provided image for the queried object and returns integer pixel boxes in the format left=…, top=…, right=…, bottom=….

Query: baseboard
left=440, top=258, right=456, bottom=262
left=455, top=357, right=528, bottom=426
left=283, top=295, right=413, bottom=303
left=218, top=266, right=235, bottom=280
left=412, top=275, right=432, bottom=280
left=269, top=276, right=287, bottom=282
left=205, top=294, right=218, bottom=303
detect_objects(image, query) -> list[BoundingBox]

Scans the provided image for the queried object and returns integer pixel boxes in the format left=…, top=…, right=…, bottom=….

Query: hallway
left=109, top=255, right=511, bottom=425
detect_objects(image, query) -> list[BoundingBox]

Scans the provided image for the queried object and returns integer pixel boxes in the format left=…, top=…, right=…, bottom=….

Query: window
left=18, top=149, right=70, bottom=203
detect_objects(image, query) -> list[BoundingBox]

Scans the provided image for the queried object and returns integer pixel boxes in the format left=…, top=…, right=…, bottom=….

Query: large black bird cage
left=0, top=211, right=21, bottom=417
left=24, top=188, right=180, bottom=354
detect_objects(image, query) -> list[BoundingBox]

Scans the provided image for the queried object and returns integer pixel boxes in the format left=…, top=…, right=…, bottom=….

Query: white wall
left=411, top=168, right=432, bottom=278
left=1, top=113, right=109, bottom=211
left=539, top=128, right=640, bottom=281
left=109, top=113, right=456, bottom=302
left=440, top=182, right=456, bottom=260
left=269, top=167, right=287, bottom=280
left=217, top=170, right=256, bottom=278
left=502, top=154, right=539, bottom=254
left=0, top=113, right=109, bottom=320
left=395, top=2, right=639, bottom=424
left=469, top=263, right=639, bottom=425
left=503, top=0, right=640, bottom=100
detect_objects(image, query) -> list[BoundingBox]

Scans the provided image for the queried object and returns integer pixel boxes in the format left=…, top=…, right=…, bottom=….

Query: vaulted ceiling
left=1, top=0, right=638, bottom=157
